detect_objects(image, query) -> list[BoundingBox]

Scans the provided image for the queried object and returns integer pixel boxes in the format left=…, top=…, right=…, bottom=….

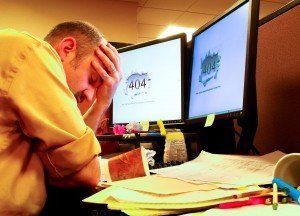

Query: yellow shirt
left=0, top=29, right=101, bottom=215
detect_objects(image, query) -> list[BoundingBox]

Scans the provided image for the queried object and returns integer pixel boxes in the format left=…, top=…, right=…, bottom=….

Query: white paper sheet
left=108, top=185, right=262, bottom=204
left=151, top=151, right=286, bottom=186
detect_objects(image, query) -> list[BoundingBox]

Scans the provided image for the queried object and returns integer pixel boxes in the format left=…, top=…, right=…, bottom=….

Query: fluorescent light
left=158, top=25, right=197, bottom=41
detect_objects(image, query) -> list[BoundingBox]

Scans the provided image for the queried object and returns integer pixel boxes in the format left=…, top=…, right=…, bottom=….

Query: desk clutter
left=99, top=147, right=150, bottom=182
left=149, top=160, right=185, bottom=170
left=84, top=151, right=300, bottom=215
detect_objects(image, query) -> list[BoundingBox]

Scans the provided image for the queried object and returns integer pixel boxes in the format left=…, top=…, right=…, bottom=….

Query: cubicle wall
left=254, top=1, right=300, bottom=154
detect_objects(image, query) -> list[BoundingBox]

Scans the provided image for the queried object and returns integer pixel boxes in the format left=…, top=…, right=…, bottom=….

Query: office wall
left=254, top=3, right=300, bottom=154
left=0, top=0, right=137, bottom=43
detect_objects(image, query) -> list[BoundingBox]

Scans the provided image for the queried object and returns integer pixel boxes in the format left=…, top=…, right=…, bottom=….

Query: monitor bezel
left=110, top=33, right=187, bottom=126
left=185, top=0, right=260, bottom=125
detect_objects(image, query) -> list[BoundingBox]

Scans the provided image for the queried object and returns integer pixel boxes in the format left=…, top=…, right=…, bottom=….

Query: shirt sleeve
left=7, top=32, right=101, bottom=178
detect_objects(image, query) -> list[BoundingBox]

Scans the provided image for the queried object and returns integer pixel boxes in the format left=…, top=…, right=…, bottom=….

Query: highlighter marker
left=219, top=197, right=266, bottom=209
left=272, top=183, right=278, bottom=210
left=273, top=177, right=300, bottom=205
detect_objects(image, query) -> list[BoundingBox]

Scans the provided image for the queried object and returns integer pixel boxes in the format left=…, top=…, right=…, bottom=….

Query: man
left=0, top=21, right=121, bottom=215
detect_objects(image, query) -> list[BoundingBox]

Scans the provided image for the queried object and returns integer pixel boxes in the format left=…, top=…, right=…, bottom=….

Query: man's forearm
left=83, top=99, right=110, bottom=132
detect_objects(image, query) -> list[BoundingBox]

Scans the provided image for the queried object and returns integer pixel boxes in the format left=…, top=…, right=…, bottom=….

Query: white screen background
left=188, top=3, right=249, bottom=119
left=113, top=38, right=182, bottom=124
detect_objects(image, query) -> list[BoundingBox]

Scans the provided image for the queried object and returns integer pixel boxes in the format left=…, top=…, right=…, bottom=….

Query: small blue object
left=273, top=177, right=300, bottom=204
left=139, top=132, right=161, bottom=137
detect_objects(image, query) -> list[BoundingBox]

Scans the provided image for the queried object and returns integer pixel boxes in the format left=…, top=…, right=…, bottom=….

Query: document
left=106, top=175, right=217, bottom=194
left=83, top=151, right=286, bottom=215
left=151, top=151, right=286, bottom=186
left=104, top=185, right=262, bottom=204
left=83, top=184, right=263, bottom=213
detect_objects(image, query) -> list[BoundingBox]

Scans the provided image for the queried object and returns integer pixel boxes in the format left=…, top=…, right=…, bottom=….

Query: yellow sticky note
left=139, top=121, right=149, bottom=131
left=204, top=114, right=215, bottom=127
left=157, top=119, right=166, bottom=136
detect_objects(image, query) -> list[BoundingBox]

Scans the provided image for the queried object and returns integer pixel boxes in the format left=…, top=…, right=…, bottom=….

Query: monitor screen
left=112, top=33, right=186, bottom=126
left=186, top=0, right=259, bottom=123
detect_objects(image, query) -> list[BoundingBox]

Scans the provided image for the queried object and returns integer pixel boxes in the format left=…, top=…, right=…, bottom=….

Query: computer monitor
left=111, top=33, right=186, bottom=126
left=186, top=0, right=259, bottom=124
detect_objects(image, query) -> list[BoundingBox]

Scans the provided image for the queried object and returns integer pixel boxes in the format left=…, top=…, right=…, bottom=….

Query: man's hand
left=91, top=42, right=122, bottom=108
left=83, top=42, right=122, bottom=132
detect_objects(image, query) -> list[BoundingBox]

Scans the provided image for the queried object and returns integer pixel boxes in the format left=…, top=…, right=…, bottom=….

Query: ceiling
left=109, top=0, right=291, bottom=43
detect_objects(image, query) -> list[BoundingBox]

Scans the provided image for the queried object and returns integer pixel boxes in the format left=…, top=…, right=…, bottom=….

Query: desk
left=81, top=149, right=299, bottom=215
left=96, top=132, right=200, bottom=162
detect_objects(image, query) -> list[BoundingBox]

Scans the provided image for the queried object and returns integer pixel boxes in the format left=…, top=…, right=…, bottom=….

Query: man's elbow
left=78, top=156, right=101, bottom=187
left=49, top=157, right=101, bottom=188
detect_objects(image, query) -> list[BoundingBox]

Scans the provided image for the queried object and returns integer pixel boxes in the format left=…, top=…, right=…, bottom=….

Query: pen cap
left=273, top=153, right=300, bottom=187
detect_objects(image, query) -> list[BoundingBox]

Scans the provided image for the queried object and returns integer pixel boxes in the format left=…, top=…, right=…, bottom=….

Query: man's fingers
left=107, top=43, right=120, bottom=58
left=95, top=48, right=117, bottom=75
left=91, top=60, right=110, bottom=82
left=99, top=43, right=120, bottom=71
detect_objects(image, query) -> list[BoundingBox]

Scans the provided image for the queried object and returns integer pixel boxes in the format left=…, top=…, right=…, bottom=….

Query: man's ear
left=56, top=37, right=77, bottom=61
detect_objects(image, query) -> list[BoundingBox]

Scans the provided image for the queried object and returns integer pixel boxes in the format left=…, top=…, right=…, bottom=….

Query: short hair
left=45, top=21, right=103, bottom=61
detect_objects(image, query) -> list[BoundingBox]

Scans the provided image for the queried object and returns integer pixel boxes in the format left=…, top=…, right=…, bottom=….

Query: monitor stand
left=236, top=115, right=259, bottom=155
left=236, top=84, right=259, bottom=155
left=184, top=119, right=237, bottom=154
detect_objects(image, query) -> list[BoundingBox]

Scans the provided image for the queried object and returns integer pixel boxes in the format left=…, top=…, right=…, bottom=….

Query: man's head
left=45, top=21, right=106, bottom=103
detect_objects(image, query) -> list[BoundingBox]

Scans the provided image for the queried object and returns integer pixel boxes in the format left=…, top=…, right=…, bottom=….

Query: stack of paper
left=151, top=150, right=286, bottom=187
left=83, top=151, right=286, bottom=215
left=84, top=176, right=264, bottom=215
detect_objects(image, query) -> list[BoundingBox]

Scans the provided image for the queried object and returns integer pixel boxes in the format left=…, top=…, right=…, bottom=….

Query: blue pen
left=272, top=177, right=300, bottom=205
